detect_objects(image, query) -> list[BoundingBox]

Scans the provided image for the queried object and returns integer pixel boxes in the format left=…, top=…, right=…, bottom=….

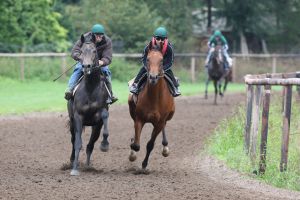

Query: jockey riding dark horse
left=205, top=30, right=232, bottom=71
left=67, top=32, right=110, bottom=176
left=129, top=27, right=181, bottom=97
left=65, top=24, right=118, bottom=104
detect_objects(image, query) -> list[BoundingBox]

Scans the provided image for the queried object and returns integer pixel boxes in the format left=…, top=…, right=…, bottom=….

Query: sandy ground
left=0, top=94, right=299, bottom=200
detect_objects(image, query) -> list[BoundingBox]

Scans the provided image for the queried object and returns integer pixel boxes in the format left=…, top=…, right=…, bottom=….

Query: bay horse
left=204, top=45, right=230, bottom=105
left=67, top=34, right=109, bottom=176
left=128, top=42, right=175, bottom=171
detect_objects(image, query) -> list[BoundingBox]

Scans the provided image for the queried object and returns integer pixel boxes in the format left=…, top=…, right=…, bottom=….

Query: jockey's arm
left=142, top=45, right=149, bottom=67
left=100, top=39, right=112, bottom=66
left=71, top=40, right=82, bottom=61
left=163, top=44, right=174, bottom=71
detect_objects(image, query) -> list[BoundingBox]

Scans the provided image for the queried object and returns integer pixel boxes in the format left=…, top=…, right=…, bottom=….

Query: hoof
left=162, top=146, right=170, bottom=157
left=70, top=169, right=80, bottom=176
left=129, top=150, right=137, bottom=162
left=100, top=141, right=109, bottom=152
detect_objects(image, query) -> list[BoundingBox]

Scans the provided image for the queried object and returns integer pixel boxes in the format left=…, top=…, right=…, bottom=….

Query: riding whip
left=53, top=62, right=78, bottom=82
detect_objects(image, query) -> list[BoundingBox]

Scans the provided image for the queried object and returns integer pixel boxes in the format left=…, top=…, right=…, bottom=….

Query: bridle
left=81, top=41, right=101, bottom=75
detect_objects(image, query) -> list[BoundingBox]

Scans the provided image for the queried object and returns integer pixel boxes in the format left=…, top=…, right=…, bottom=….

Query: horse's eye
left=93, top=50, right=96, bottom=53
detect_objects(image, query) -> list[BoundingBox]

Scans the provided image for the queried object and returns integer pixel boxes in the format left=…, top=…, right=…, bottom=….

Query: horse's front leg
left=71, top=113, right=83, bottom=176
left=218, top=80, right=223, bottom=97
left=213, top=80, right=218, bottom=105
left=100, top=108, right=109, bottom=152
left=129, top=119, right=144, bottom=162
left=161, top=127, right=170, bottom=157
left=142, top=123, right=164, bottom=169
left=86, top=123, right=102, bottom=167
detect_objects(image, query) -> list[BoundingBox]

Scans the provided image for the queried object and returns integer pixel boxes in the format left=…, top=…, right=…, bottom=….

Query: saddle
left=128, top=73, right=179, bottom=100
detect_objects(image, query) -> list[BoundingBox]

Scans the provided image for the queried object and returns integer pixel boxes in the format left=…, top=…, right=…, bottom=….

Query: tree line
left=0, top=0, right=299, bottom=53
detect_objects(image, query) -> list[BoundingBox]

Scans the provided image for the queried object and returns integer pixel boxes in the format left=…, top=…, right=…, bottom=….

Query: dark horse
left=67, top=35, right=109, bottom=176
left=128, top=42, right=175, bottom=171
left=204, top=45, right=230, bottom=105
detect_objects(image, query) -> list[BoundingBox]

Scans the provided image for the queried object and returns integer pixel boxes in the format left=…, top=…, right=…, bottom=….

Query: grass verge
left=207, top=96, right=300, bottom=191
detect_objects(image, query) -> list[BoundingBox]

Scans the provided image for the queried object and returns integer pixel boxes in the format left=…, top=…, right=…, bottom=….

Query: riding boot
left=64, top=87, right=73, bottom=100
left=166, top=70, right=181, bottom=97
left=105, top=77, right=118, bottom=104
left=65, top=62, right=83, bottom=100
left=129, top=67, right=147, bottom=94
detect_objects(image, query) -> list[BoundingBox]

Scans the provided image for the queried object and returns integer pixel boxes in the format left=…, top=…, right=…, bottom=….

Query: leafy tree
left=0, top=0, right=68, bottom=52
left=69, top=0, right=160, bottom=52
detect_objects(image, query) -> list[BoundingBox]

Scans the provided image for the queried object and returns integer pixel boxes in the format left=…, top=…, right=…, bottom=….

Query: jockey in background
left=129, top=26, right=181, bottom=97
left=205, top=30, right=232, bottom=71
left=65, top=24, right=118, bottom=104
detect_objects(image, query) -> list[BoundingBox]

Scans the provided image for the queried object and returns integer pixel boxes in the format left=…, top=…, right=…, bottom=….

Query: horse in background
left=128, top=41, right=175, bottom=172
left=67, top=34, right=109, bottom=176
left=204, top=45, right=231, bottom=105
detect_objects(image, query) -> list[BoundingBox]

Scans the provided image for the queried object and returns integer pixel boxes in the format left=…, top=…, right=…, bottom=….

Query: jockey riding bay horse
left=205, top=45, right=231, bottom=105
left=67, top=34, right=110, bottom=176
left=128, top=41, right=175, bottom=171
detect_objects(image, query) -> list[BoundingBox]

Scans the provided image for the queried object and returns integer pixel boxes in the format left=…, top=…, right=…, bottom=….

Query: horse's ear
left=148, top=37, right=156, bottom=50
left=80, top=34, right=85, bottom=43
left=91, top=34, right=96, bottom=43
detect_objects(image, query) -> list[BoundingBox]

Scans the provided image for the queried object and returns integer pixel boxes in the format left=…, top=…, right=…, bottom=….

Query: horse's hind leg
left=69, top=118, right=75, bottom=163
left=161, top=127, right=170, bottom=157
left=71, top=113, right=83, bottom=176
left=86, top=123, right=102, bottom=166
left=100, top=108, right=109, bottom=152
left=142, top=123, right=164, bottom=170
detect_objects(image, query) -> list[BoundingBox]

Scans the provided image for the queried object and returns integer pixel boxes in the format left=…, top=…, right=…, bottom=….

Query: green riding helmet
left=91, top=24, right=105, bottom=34
left=213, top=30, right=222, bottom=37
left=154, top=27, right=168, bottom=38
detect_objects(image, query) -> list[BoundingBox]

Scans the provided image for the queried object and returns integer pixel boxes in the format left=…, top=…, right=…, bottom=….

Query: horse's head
left=211, top=45, right=224, bottom=66
left=79, top=34, right=99, bottom=75
left=146, top=42, right=164, bottom=85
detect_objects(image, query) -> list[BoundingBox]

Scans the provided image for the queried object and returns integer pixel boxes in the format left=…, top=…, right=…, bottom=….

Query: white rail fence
left=0, top=53, right=299, bottom=81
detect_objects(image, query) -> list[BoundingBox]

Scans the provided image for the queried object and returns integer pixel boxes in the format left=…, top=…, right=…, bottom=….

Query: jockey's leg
left=205, top=48, right=213, bottom=68
left=129, top=67, right=147, bottom=94
left=102, top=66, right=118, bottom=104
left=222, top=48, right=232, bottom=68
left=165, top=69, right=181, bottom=97
left=65, top=62, right=83, bottom=100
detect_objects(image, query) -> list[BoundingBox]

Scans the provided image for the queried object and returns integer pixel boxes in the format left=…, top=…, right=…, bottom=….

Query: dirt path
left=0, top=94, right=299, bottom=200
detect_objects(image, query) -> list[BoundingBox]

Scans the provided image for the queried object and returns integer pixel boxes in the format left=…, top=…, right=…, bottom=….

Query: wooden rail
left=244, top=71, right=300, bottom=174
left=1, top=53, right=300, bottom=81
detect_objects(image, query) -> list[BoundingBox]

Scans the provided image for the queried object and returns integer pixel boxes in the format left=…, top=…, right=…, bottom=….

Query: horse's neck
left=84, top=73, right=101, bottom=92
left=211, top=57, right=219, bottom=68
left=145, top=78, right=166, bottom=100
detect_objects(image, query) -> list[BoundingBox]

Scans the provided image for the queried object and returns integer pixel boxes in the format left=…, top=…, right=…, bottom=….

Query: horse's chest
left=76, top=100, right=102, bottom=114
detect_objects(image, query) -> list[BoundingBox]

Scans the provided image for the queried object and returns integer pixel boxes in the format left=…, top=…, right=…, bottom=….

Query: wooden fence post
left=61, top=55, right=67, bottom=80
left=20, top=57, right=25, bottom=81
left=272, top=56, right=277, bottom=73
left=250, top=85, right=262, bottom=165
left=244, top=84, right=253, bottom=154
left=280, top=85, right=292, bottom=172
left=190, top=57, right=196, bottom=83
left=232, top=57, right=237, bottom=83
left=259, top=80, right=271, bottom=174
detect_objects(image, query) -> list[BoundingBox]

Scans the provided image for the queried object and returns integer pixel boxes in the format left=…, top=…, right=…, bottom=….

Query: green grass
left=207, top=97, right=300, bottom=191
left=0, top=76, right=245, bottom=115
